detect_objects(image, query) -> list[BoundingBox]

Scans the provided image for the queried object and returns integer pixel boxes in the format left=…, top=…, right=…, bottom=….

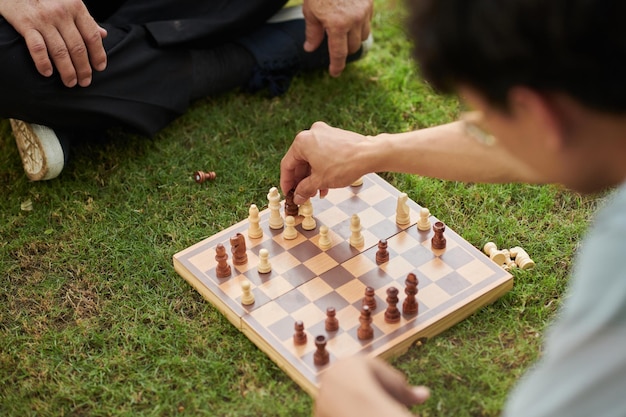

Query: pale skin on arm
left=302, top=0, right=373, bottom=77
left=0, top=0, right=107, bottom=88
left=280, top=121, right=546, bottom=204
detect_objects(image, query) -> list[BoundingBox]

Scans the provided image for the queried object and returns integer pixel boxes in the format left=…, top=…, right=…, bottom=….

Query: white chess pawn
left=257, top=248, right=271, bottom=273
left=283, top=215, right=298, bottom=240
left=483, top=242, right=507, bottom=265
left=241, top=279, right=255, bottom=305
left=510, top=246, right=536, bottom=269
left=300, top=200, right=316, bottom=231
left=247, top=204, right=263, bottom=239
left=318, top=225, right=332, bottom=249
left=417, top=207, right=431, bottom=231
left=351, top=176, right=364, bottom=187
left=349, top=214, right=364, bottom=247
left=396, top=192, right=410, bottom=225
left=267, top=187, right=284, bottom=230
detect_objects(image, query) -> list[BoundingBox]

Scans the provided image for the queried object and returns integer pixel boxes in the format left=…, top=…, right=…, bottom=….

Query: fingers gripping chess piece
left=267, top=187, right=284, bottom=230
left=284, top=188, right=299, bottom=217
left=417, top=207, right=432, bottom=231
left=349, top=214, right=364, bottom=247
left=257, top=248, right=271, bottom=274
left=396, top=192, right=410, bottom=225
left=483, top=242, right=507, bottom=266
left=283, top=215, right=298, bottom=240
left=230, top=232, right=248, bottom=265
left=215, top=243, right=231, bottom=278
left=247, top=204, right=263, bottom=239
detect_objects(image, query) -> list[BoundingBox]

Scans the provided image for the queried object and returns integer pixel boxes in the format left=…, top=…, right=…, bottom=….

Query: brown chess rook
left=325, top=307, right=339, bottom=332
left=293, top=320, right=307, bottom=345
left=193, top=170, right=216, bottom=183
left=431, top=221, right=447, bottom=250
left=314, top=335, right=329, bottom=366
left=376, top=239, right=389, bottom=264
left=384, top=286, right=401, bottom=323
left=215, top=243, right=231, bottom=278
left=284, top=188, right=299, bottom=217
left=363, top=286, right=377, bottom=310
left=402, top=273, right=419, bottom=316
left=357, top=305, right=374, bottom=340
left=230, top=232, right=248, bottom=265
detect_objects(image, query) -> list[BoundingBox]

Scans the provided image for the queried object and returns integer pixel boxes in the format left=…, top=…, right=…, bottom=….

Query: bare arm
left=280, top=121, right=546, bottom=204
left=302, top=0, right=373, bottom=77
left=0, top=0, right=107, bottom=87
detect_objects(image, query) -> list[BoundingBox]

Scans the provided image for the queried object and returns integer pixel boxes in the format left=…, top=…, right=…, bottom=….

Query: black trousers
left=0, top=0, right=287, bottom=135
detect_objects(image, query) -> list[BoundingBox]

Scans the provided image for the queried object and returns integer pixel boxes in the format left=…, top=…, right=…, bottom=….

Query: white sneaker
left=10, top=119, right=65, bottom=181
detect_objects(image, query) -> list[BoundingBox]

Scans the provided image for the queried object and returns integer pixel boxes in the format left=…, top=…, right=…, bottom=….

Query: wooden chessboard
left=173, top=174, right=513, bottom=396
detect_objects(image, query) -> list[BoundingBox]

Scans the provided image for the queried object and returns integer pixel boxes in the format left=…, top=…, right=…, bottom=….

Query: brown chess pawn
left=293, top=320, right=307, bottom=345
left=230, top=232, right=248, bottom=265
left=314, top=335, right=329, bottom=366
left=402, top=273, right=419, bottom=316
left=431, top=221, right=447, bottom=250
left=384, top=286, right=401, bottom=323
left=325, top=307, right=339, bottom=332
left=357, top=305, right=374, bottom=340
left=362, top=286, right=377, bottom=311
left=193, top=170, right=216, bottom=183
left=284, top=188, right=299, bottom=217
left=376, top=239, right=389, bottom=264
left=215, top=243, right=231, bottom=278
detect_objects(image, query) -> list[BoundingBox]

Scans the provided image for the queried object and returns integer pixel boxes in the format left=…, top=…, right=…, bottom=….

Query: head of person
left=408, top=0, right=626, bottom=193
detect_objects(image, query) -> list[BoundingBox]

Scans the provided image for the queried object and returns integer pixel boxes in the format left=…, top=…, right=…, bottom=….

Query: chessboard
left=173, top=174, right=513, bottom=396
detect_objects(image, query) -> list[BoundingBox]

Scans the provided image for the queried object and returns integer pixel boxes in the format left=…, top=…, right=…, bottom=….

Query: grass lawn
left=0, top=2, right=601, bottom=416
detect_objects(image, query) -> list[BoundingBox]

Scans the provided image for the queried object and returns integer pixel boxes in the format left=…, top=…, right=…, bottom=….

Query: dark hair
left=408, top=0, right=626, bottom=113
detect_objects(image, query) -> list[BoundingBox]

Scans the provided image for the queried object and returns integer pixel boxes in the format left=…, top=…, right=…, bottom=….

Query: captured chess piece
left=325, top=307, right=339, bottom=332
left=215, top=243, right=231, bottom=278
left=363, top=286, right=377, bottom=310
left=283, top=215, right=298, bottom=240
left=384, top=286, right=401, bottom=324
left=376, top=239, right=389, bottom=264
left=267, top=186, right=284, bottom=230
left=357, top=305, right=374, bottom=340
left=417, top=207, right=431, bottom=231
left=483, top=242, right=507, bottom=265
left=431, top=221, right=447, bottom=250
left=510, top=246, right=536, bottom=269
left=349, top=213, right=364, bottom=247
left=284, top=188, right=299, bottom=217
left=314, top=335, right=330, bottom=366
left=402, top=273, right=419, bottom=316
left=293, top=320, right=307, bottom=345
left=318, top=225, right=332, bottom=249
left=240, top=279, right=255, bottom=305
left=193, top=170, right=216, bottom=183
left=230, top=232, right=248, bottom=265
left=247, top=204, right=263, bottom=239
left=396, top=192, right=410, bottom=225
left=502, top=249, right=517, bottom=271
left=257, top=248, right=271, bottom=274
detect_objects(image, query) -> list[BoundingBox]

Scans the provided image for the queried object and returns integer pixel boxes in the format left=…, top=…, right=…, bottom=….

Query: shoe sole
left=10, top=119, right=64, bottom=181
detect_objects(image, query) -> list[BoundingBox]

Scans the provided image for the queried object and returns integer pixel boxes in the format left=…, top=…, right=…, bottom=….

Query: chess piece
left=314, top=335, right=330, bottom=366
left=483, top=242, right=506, bottom=265
left=240, top=279, right=255, bottom=305
left=257, top=248, right=271, bottom=274
left=376, top=239, right=389, bottom=264
left=510, top=246, right=536, bottom=269
left=402, top=273, right=419, bottom=316
left=284, top=188, right=299, bottom=217
left=502, top=249, right=517, bottom=270
left=230, top=232, right=248, bottom=265
left=357, top=305, right=374, bottom=340
left=283, top=215, right=298, bottom=240
left=318, top=225, right=332, bottom=249
left=215, top=243, right=231, bottom=278
left=300, top=200, right=317, bottom=231
left=293, top=320, right=307, bottom=345
left=396, top=192, right=410, bottom=225
left=325, top=307, right=339, bottom=332
left=384, top=286, right=401, bottom=324
left=349, top=214, right=364, bottom=247
left=351, top=176, right=364, bottom=187
left=247, top=204, right=263, bottom=239
left=363, top=286, right=377, bottom=310
left=431, top=221, right=447, bottom=250
left=267, top=186, right=284, bottom=230
left=193, top=170, right=216, bottom=183
left=417, top=207, right=431, bottom=231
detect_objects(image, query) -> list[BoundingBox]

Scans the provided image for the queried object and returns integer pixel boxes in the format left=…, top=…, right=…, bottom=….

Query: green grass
left=0, top=2, right=600, bottom=416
